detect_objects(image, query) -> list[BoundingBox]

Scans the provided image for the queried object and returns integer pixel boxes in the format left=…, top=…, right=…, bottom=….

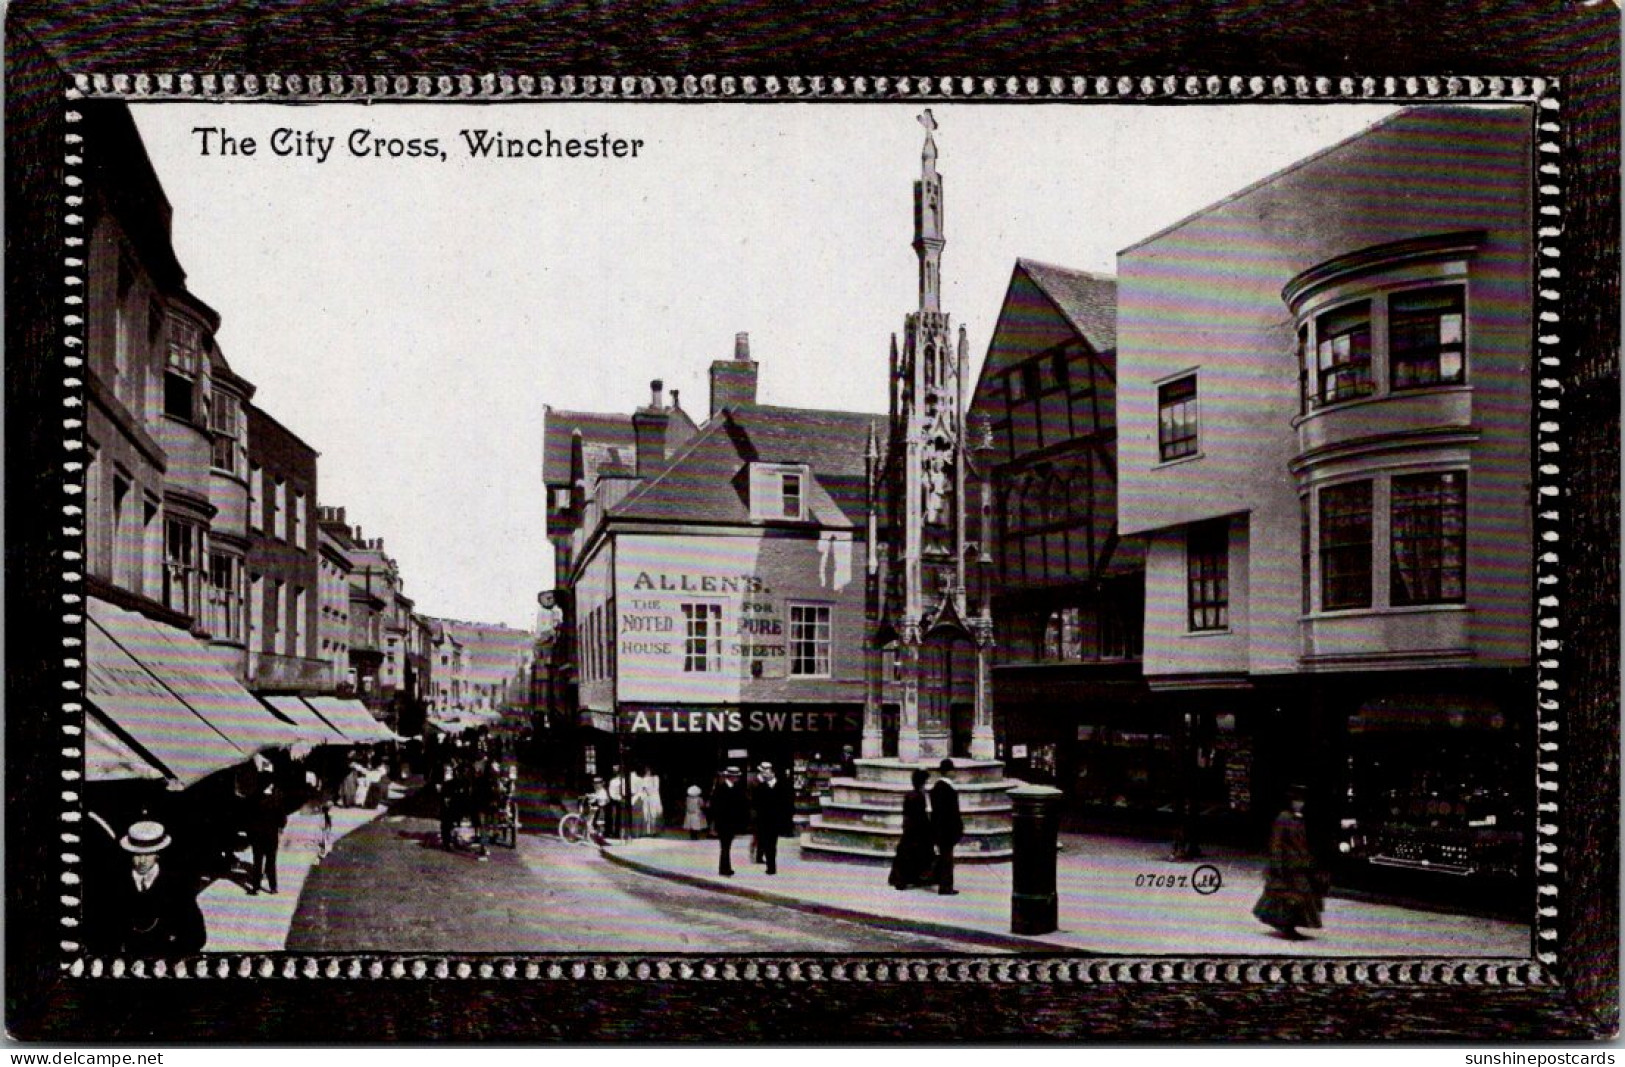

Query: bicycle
left=557, top=795, right=606, bottom=846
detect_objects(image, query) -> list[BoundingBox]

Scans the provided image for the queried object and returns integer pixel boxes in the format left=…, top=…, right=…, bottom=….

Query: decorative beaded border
left=55, top=74, right=1564, bottom=987
left=67, top=955, right=1552, bottom=986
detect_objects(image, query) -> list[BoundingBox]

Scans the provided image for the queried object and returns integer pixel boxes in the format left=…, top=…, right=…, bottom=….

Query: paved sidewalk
left=601, top=832, right=1531, bottom=957
left=199, top=793, right=401, bottom=953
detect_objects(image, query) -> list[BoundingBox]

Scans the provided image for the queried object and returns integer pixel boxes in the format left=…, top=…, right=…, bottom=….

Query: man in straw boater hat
left=102, top=819, right=207, bottom=956
left=708, top=765, right=751, bottom=877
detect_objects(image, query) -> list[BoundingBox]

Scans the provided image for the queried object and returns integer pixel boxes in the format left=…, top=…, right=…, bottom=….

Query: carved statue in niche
left=922, top=447, right=951, bottom=526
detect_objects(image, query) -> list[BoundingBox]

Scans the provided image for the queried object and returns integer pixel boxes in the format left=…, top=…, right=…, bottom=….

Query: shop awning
left=264, top=695, right=350, bottom=746
left=89, top=599, right=303, bottom=755
left=83, top=710, right=169, bottom=783
left=305, top=696, right=396, bottom=743
left=87, top=609, right=249, bottom=787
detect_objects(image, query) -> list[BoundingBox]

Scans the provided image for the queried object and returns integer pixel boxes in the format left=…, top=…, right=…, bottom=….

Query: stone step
left=829, top=783, right=1015, bottom=810
left=850, top=758, right=1010, bottom=786
left=796, top=837, right=1014, bottom=864
left=801, top=824, right=1013, bottom=857
left=812, top=807, right=1013, bottom=833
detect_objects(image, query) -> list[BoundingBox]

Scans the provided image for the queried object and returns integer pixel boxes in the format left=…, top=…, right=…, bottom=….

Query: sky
left=130, top=101, right=1398, bottom=631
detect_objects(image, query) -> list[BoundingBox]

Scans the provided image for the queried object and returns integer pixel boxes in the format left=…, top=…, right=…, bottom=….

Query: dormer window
left=749, top=463, right=809, bottom=521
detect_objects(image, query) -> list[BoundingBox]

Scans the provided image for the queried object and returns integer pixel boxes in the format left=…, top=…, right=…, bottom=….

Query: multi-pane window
left=1391, top=471, right=1466, bottom=605
left=789, top=604, right=832, bottom=676
left=1158, top=375, right=1199, bottom=461
left=164, top=318, right=203, bottom=422
left=1390, top=286, right=1466, bottom=390
left=163, top=518, right=204, bottom=617
left=1319, top=480, right=1373, bottom=610
left=206, top=551, right=244, bottom=643
left=273, top=478, right=287, bottom=540
left=681, top=603, right=723, bottom=673
left=1186, top=520, right=1229, bottom=632
left=780, top=473, right=803, bottom=520
left=1314, top=301, right=1373, bottom=406
left=209, top=392, right=240, bottom=473
left=293, top=490, right=308, bottom=549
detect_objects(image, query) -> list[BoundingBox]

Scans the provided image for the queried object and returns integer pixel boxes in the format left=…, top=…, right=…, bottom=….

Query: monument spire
left=913, top=109, right=945, bottom=313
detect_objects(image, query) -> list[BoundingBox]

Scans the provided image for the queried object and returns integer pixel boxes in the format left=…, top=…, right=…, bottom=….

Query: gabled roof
left=971, top=259, right=1118, bottom=414
left=609, top=404, right=885, bottom=528
left=542, top=407, right=635, bottom=487
left=1017, top=259, right=1117, bottom=353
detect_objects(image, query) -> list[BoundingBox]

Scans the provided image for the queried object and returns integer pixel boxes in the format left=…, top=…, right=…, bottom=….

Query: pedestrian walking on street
left=709, top=766, right=750, bottom=876
left=472, top=757, right=503, bottom=860
left=246, top=755, right=287, bottom=895
left=929, top=759, right=964, bottom=895
left=889, top=768, right=937, bottom=890
left=683, top=784, right=707, bottom=840
left=1252, top=784, right=1327, bottom=940
left=751, top=761, right=793, bottom=875
left=436, top=761, right=459, bottom=850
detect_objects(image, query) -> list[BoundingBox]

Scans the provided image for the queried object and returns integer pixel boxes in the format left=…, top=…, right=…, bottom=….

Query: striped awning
left=264, top=695, right=351, bottom=746
left=88, top=599, right=302, bottom=771
left=305, top=695, right=396, bottom=743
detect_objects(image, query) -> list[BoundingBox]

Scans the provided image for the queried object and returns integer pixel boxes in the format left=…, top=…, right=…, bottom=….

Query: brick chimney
left=709, top=332, right=759, bottom=418
left=632, top=379, right=671, bottom=476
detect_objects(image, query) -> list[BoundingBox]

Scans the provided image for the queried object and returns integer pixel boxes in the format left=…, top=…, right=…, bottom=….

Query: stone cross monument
left=801, top=113, right=1012, bottom=864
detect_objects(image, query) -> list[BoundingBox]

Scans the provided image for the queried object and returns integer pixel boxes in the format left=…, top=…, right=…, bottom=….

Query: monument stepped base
left=799, top=757, right=1018, bottom=864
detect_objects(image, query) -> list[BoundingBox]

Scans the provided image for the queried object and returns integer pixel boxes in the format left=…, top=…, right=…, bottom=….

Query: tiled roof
left=542, top=407, right=635, bottom=487
left=610, top=404, right=885, bottom=528
left=1017, top=259, right=1118, bottom=353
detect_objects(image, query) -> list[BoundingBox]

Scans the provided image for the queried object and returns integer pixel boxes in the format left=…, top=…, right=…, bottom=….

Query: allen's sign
left=622, top=708, right=862, bottom=734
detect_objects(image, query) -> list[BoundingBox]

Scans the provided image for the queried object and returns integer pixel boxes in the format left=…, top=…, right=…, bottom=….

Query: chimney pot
left=735, top=332, right=751, bottom=361
left=670, top=389, right=680, bottom=410
left=650, top=379, right=664, bottom=409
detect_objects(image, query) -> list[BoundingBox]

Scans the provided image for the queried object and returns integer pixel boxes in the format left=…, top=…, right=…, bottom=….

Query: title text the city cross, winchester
left=190, top=126, right=645, bottom=163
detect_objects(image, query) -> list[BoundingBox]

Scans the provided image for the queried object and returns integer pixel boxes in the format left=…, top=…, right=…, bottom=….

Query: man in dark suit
left=245, top=755, right=287, bottom=894
left=750, top=761, right=794, bottom=875
left=929, top=758, right=964, bottom=895
left=709, top=766, right=750, bottom=876
left=102, top=820, right=207, bottom=956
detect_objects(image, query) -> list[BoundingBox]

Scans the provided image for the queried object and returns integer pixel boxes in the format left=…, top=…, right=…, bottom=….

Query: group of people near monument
left=888, top=760, right=964, bottom=895
left=705, top=761, right=797, bottom=876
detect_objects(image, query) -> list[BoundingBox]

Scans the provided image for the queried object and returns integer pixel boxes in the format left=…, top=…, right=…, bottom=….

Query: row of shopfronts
left=560, top=670, right=1529, bottom=906
left=84, top=596, right=400, bottom=893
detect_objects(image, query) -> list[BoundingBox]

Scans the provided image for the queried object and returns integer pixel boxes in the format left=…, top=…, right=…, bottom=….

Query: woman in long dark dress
left=1252, top=785, right=1326, bottom=939
left=889, top=768, right=937, bottom=890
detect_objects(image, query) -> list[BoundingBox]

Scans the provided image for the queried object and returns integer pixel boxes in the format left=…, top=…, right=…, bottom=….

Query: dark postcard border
left=6, top=1, right=1617, bottom=1043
